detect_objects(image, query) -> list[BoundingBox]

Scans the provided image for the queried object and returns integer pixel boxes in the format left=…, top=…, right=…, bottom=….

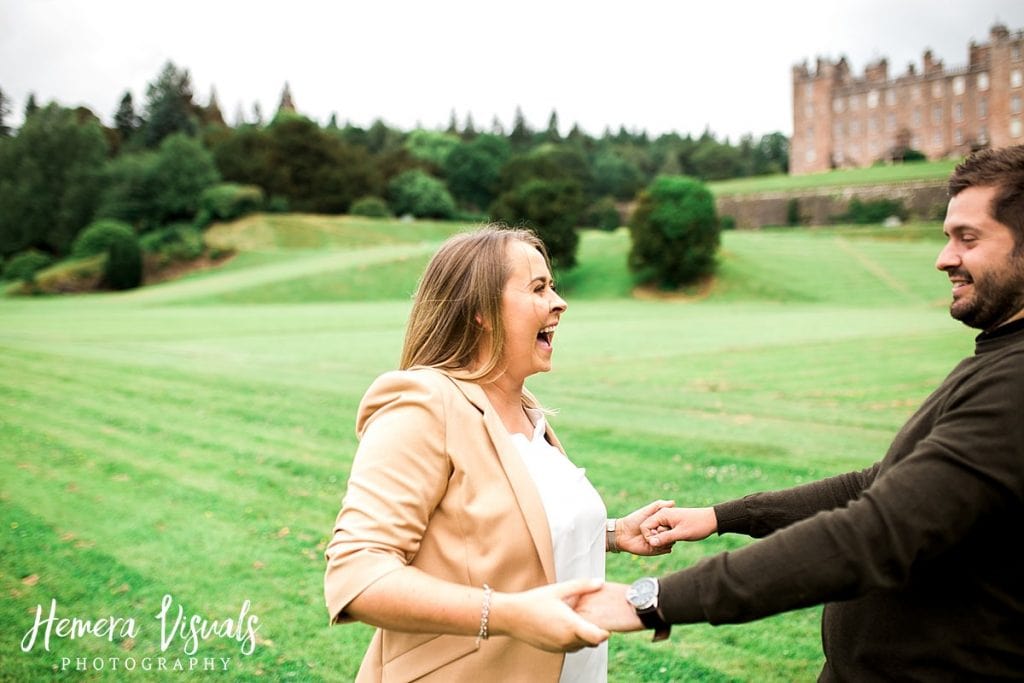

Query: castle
left=790, top=23, right=1024, bottom=175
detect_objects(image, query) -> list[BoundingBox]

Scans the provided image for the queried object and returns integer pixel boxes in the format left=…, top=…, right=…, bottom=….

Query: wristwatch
left=625, top=577, right=671, bottom=642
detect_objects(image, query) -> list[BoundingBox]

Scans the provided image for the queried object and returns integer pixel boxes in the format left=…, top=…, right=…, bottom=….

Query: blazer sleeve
left=324, top=371, right=452, bottom=624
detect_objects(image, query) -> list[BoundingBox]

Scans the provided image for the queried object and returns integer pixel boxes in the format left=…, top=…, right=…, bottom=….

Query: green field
left=708, top=159, right=958, bottom=196
left=0, top=216, right=974, bottom=681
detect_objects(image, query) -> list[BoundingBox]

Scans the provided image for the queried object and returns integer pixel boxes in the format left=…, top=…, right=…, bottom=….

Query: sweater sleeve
left=660, top=353, right=1024, bottom=625
left=714, top=464, right=879, bottom=537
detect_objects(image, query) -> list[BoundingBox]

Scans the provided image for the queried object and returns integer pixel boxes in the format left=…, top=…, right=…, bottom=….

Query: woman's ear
left=474, top=313, right=491, bottom=331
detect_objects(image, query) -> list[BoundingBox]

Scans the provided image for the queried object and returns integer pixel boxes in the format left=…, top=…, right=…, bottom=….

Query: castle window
left=1013, top=44, right=1022, bottom=61
left=1013, top=94, right=1022, bottom=114
left=850, top=95, right=859, bottom=111
left=805, top=103, right=814, bottom=117
left=933, top=131, right=941, bottom=146
left=978, top=127, right=988, bottom=144
left=952, top=76, right=965, bottom=95
left=1012, top=69, right=1023, bottom=88
left=980, top=98, right=988, bottom=118
left=886, top=113, right=896, bottom=131
left=913, top=108, right=922, bottom=126
left=1012, top=119, right=1023, bottom=139
left=932, top=81, right=944, bottom=98
left=850, top=120, right=860, bottom=135
left=885, top=89, right=896, bottom=106
left=833, top=98, right=845, bottom=113
left=977, top=72, right=990, bottom=91
left=932, top=104, right=942, bottom=124
left=805, top=82, right=814, bottom=98
left=867, top=90, right=879, bottom=109
left=955, top=129, right=963, bottom=145
left=954, top=103, right=963, bottom=122
left=834, top=122, right=844, bottom=138
left=869, top=116, right=879, bottom=133
left=805, top=148, right=817, bottom=163
left=911, top=136, right=921, bottom=149
left=912, top=85, right=922, bottom=101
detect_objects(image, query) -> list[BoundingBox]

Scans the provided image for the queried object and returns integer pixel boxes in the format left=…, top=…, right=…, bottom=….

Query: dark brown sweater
left=658, top=318, right=1024, bottom=681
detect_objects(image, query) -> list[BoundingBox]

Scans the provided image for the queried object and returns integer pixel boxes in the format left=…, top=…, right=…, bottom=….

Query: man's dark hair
left=949, top=145, right=1024, bottom=250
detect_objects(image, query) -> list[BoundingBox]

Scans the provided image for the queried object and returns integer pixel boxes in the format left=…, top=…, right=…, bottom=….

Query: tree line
left=0, top=61, right=787, bottom=286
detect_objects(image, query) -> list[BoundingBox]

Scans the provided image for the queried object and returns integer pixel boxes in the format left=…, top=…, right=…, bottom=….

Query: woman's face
left=497, top=240, right=567, bottom=382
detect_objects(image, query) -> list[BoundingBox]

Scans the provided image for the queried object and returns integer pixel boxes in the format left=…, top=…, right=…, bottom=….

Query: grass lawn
left=708, top=159, right=958, bottom=196
left=0, top=217, right=972, bottom=681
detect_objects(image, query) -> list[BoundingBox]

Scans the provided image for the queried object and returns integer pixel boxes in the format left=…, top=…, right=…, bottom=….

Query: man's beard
left=949, top=258, right=1024, bottom=330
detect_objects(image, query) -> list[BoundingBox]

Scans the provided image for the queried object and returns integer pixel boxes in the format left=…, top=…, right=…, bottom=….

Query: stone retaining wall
left=716, top=180, right=950, bottom=229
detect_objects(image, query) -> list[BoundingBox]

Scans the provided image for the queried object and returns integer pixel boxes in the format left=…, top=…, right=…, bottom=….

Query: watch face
left=626, top=577, right=658, bottom=609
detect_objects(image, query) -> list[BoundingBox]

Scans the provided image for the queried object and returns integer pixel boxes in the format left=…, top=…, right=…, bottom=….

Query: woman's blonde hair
left=400, top=225, right=549, bottom=380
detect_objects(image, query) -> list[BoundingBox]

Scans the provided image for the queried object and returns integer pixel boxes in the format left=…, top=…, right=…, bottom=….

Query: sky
left=3, top=1, right=1024, bottom=141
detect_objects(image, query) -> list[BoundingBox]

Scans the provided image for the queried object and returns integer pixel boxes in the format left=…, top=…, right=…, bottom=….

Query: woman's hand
left=490, top=578, right=609, bottom=652
left=641, top=506, right=718, bottom=547
left=614, top=499, right=676, bottom=555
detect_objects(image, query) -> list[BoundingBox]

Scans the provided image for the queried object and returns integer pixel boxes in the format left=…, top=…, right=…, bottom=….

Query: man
left=578, top=146, right=1024, bottom=680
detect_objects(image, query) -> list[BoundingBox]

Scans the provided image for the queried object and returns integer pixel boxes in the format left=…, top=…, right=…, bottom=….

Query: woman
left=324, top=226, right=671, bottom=682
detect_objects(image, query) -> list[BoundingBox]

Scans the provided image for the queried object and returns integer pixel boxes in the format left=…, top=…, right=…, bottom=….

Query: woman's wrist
left=606, top=518, right=620, bottom=553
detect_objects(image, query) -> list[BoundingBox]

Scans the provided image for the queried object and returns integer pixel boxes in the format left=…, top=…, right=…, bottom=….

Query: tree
left=404, top=129, right=460, bottom=169
left=140, top=61, right=197, bottom=148
left=545, top=110, right=560, bottom=143
left=0, top=103, right=108, bottom=256
left=388, top=169, right=456, bottom=218
left=24, top=93, right=39, bottom=119
left=0, top=87, right=11, bottom=137
left=114, top=91, right=140, bottom=144
left=97, top=133, right=220, bottom=231
left=591, top=151, right=644, bottom=200
left=444, top=134, right=511, bottom=210
left=214, top=115, right=379, bottom=213
left=462, top=112, right=477, bottom=139
left=628, top=175, right=720, bottom=288
left=510, top=106, right=532, bottom=148
left=489, top=179, right=584, bottom=270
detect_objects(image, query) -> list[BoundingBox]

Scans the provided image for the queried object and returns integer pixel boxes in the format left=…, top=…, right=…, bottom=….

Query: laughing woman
left=324, top=226, right=670, bottom=682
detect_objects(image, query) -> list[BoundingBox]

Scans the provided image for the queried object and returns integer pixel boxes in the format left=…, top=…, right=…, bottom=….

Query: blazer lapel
left=446, top=376, right=557, bottom=584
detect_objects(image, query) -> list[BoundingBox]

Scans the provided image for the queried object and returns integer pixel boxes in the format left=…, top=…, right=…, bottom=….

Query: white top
left=511, top=409, right=608, bottom=683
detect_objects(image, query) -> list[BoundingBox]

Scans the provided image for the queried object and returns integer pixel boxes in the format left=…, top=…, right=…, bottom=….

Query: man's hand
left=641, top=506, right=718, bottom=547
left=615, top=499, right=676, bottom=555
left=573, top=582, right=644, bottom=632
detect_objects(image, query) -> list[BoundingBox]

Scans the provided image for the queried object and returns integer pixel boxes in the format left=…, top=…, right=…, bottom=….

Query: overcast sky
left=3, top=1, right=1024, bottom=141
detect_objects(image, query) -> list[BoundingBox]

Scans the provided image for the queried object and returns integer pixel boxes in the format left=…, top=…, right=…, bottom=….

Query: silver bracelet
left=476, top=584, right=492, bottom=645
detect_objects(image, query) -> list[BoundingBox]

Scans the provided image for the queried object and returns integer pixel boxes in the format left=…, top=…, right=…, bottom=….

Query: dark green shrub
left=198, top=183, right=265, bottom=223
left=103, top=229, right=143, bottom=290
left=266, top=196, right=290, bottom=213
left=628, top=175, right=720, bottom=288
left=583, top=196, right=622, bottom=231
left=786, top=197, right=801, bottom=226
left=3, top=249, right=54, bottom=283
left=903, top=148, right=926, bottom=162
left=139, top=223, right=204, bottom=262
left=71, top=219, right=136, bottom=258
left=719, top=215, right=737, bottom=230
left=838, top=198, right=908, bottom=225
left=489, top=178, right=585, bottom=270
left=350, top=196, right=391, bottom=218
left=388, top=170, right=456, bottom=219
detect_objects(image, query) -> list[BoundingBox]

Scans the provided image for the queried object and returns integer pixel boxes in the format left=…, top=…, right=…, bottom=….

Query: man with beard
left=577, top=145, right=1024, bottom=681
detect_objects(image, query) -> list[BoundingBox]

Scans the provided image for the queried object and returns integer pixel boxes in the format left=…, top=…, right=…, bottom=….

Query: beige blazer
left=324, top=368, right=569, bottom=682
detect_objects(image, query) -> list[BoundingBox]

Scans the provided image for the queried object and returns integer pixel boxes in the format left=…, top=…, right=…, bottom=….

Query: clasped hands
left=522, top=503, right=717, bottom=650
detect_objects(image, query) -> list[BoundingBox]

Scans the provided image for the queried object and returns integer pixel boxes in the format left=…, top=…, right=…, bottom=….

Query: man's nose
left=935, top=241, right=960, bottom=271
